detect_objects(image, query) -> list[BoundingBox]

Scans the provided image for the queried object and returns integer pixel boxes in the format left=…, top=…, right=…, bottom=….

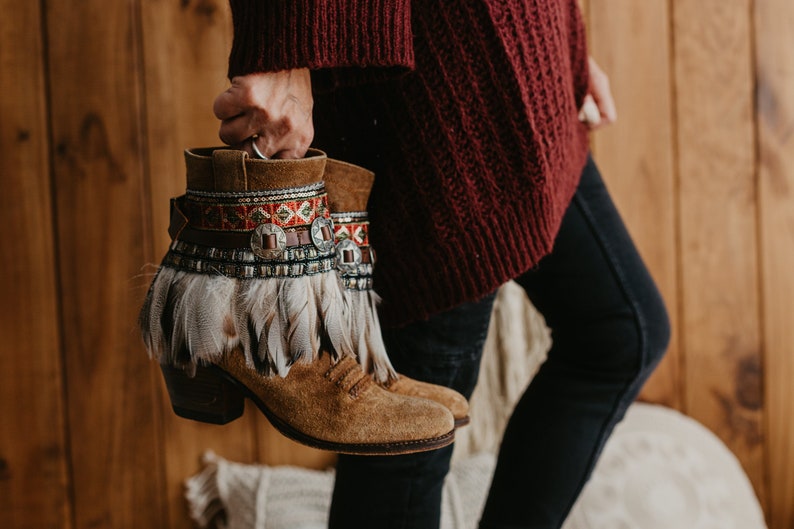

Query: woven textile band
left=184, top=184, right=329, bottom=232
left=332, top=211, right=372, bottom=250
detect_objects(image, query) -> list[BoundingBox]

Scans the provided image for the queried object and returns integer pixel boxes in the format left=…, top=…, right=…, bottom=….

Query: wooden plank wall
left=1, top=1, right=792, bottom=528
left=0, top=2, right=71, bottom=528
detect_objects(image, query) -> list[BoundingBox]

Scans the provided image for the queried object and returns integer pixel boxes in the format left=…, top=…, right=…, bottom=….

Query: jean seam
left=546, top=192, right=648, bottom=528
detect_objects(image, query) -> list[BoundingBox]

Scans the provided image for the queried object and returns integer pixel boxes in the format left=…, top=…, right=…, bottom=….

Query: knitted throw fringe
left=341, top=288, right=397, bottom=384
left=184, top=452, right=226, bottom=529
left=139, top=266, right=352, bottom=377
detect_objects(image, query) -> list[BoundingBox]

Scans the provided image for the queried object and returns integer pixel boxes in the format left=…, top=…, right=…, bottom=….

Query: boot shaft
left=322, top=158, right=375, bottom=213
left=185, top=147, right=327, bottom=192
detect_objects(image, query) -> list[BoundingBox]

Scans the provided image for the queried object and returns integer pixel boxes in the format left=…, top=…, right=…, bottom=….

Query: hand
left=579, top=56, right=617, bottom=130
left=213, top=68, right=314, bottom=159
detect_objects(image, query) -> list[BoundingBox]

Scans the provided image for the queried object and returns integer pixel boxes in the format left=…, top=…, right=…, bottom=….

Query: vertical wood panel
left=141, top=0, right=234, bottom=248
left=672, top=0, right=766, bottom=506
left=44, top=1, right=168, bottom=527
left=756, top=0, right=794, bottom=526
left=138, top=3, right=259, bottom=528
left=587, top=0, right=682, bottom=408
left=0, top=2, right=72, bottom=528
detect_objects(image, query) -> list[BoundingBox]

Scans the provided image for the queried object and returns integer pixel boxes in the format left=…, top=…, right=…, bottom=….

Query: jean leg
left=329, top=292, right=497, bottom=529
left=478, top=157, right=670, bottom=529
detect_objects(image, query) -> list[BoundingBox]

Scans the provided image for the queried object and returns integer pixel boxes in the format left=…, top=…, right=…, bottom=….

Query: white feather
left=363, top=289, right=397, bottom=383
left=139, top=266, right=176, bottom=360
left=237, top=274, right=324, bottom=377
left=168, top=273, right=239, bottom=364
left=281, top=275, right=320, bottom=364
left=314, top=272, right=354, bottom=360
left=343, top=290, right=371, bottom=373
left=237, top=278, right=283, bottom=374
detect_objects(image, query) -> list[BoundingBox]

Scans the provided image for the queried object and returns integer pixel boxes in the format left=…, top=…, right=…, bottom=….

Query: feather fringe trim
left=139, top=265, right=351, bottom=377
left=341, top=288, right=397, bottom=384
left=139, top=267, right=239, bottom=369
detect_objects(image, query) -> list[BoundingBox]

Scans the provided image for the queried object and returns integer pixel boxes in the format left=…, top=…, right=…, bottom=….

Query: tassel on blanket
left=184, top=452, right=224, bottom=529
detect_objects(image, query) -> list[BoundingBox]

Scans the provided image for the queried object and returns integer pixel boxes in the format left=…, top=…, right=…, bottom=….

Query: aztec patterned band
left=162, top=183, right=337, bottom=279
left=332, top=211, right=375, bottom=291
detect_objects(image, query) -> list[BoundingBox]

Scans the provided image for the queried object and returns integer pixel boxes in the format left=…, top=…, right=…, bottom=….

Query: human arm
left=216, top=0, right=414, bottom=159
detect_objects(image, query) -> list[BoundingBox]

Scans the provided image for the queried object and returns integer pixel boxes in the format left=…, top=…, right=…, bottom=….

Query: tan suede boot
left=323, top=158, right=470, bottom=427
left=139, top=147, right=454, bottom=455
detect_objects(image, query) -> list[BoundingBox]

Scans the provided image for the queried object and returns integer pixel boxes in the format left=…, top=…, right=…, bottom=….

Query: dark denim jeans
left=328, top=156, right=671, bottom=529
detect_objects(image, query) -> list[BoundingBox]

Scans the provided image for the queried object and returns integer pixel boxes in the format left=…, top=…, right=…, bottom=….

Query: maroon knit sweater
left=227, top=0, right=591, bottom=327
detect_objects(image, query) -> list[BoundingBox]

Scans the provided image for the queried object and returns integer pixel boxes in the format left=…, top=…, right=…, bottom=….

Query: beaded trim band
left=164, top=240, right=335, bottom=279
left=340, top=275, right=374, bottom=291
left=185, top=182, right=325, bottom=202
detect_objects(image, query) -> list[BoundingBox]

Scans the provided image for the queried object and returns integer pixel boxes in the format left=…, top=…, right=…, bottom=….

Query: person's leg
left=478, top=156, right=671, bottom=529
left=329, top=291, right=497, bottom=529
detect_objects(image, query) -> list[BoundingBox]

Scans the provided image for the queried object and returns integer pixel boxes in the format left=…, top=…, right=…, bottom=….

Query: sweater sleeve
left=227, top=0, right=414, bottom=79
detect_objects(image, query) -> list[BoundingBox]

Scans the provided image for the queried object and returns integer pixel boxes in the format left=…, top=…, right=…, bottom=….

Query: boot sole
left=454, top=416, right=471, bottom=428
left=162, top=364, right=455, bottom=456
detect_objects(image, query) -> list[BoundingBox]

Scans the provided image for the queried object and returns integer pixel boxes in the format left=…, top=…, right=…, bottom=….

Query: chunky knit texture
left=227, top=0, right=591, bottom=327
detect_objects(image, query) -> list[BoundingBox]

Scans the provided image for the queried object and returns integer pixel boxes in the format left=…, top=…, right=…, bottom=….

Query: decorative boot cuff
left=139, top=148, right=353, bottom=378
left=164, top=182, right=336, bottom=279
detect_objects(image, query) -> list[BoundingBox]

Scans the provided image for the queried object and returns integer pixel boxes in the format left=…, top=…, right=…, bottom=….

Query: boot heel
left=160, top=364, right=244, bottom=425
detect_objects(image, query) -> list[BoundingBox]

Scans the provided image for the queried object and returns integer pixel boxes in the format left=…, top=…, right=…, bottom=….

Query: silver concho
left=310, top=217, right=336, bottom=253
left=335, top=239, right=363, bottom=274
left=250, top=223, right=287, bottom=260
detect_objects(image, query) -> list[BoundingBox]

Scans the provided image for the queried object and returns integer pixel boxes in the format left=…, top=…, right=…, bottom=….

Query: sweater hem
left=227, top=0, right=414, bottom=78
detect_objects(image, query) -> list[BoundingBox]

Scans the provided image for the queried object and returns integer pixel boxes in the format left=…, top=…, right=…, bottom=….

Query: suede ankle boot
left=139, top=147, right=454, bottom=454
left=323, top=158, right=470, bottom=427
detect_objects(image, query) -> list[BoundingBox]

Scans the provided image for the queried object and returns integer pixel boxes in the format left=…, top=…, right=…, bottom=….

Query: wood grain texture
left=672, top=0, right=767, bottom=507
left=138, top=3, right=259, bottom=528
left=140, top=0, right=234, bottom=253
left=0, top=2, right=72, bottom=528
left=587, top=0, right=682, bottom=408
left=755, top=0, right=794, bottom=526
left=43, top=1, right=168, bottom=527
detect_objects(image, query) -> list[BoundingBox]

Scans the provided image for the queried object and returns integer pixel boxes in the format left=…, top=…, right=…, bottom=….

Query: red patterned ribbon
left=183, top=195, right=328, bottom=231
left=333, top=221, right=369, bottom=246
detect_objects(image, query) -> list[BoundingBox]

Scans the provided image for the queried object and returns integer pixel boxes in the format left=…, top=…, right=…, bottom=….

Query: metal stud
left=335, top=239, right=362, bottom=274
left=251, top=223, right=287, bottom=260
left=310, top=217, right=336, bottom=253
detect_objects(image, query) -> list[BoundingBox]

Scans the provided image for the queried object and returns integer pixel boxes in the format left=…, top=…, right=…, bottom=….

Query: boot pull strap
left=212, top=149, right=249, bottom=191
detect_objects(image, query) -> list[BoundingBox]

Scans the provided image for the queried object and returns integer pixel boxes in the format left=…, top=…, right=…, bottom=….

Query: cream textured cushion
left=561, top=404, right=767, bottom=529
